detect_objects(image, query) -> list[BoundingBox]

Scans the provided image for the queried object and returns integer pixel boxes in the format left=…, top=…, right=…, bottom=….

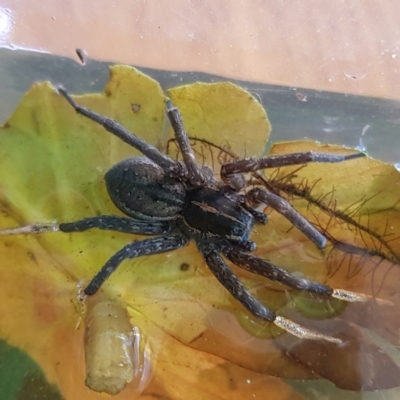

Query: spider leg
left=0, top=216, right=172, bottom=236
left=225, top=248, right=372, bottom=303
left=57, top=87, right=178, bottom=173
left=198, top=242, right=341, bottom=343
left=165, top=100, right=206, bottom=186
left=240, top=199, right=268, bottom=224
left=59, top=215, right=172, bottom=235
left=221, top=150, right=365, bottom=177
left=0, top=223, right=59, bottom=235
left=246, top=187, right=327, bottom=249
left=84, top=234, right=189, bottom=295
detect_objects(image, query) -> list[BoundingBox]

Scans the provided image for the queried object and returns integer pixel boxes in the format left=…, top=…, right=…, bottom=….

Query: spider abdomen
left=180, top=186, right=254, bottom=241
left=105, top=156, right=186, bottom=221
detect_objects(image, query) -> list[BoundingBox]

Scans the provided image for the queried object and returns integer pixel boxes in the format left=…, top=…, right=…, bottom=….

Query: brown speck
left=28, top=251, right=37, bottom=263
left=180, top=262, right=190, bottom=271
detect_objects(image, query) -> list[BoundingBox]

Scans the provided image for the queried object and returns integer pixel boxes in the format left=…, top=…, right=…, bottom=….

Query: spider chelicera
left=3, top=85, right=370, bottom=343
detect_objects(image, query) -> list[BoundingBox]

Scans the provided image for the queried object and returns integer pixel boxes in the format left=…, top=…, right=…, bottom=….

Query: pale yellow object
left=85, top=296, right=136, bottom=395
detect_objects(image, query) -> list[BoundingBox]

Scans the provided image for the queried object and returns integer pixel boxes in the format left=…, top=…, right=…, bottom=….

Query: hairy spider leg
left=59, top=215, right=172, bottom=235
left=165, top=100, right=206, bottom=186
left=221, top=150, right=366, bottom=177
left=0, top=217, right=184, bottom=295
left=58, top=88, right=212, bottom=187
left=218, top=150, right=365, bottom=248
left=225, top=248, right=372, bottom=302
left=0, top=216, right=172, bottom=236
left=57, top=87, right=178, bottom=173
left=247, top=187, right=327, bottom=249
left=199, top=243, right=341, bottom=343
left=226, top=248, right=331, bottom=295
left=84, top=235, right=189, bottom=295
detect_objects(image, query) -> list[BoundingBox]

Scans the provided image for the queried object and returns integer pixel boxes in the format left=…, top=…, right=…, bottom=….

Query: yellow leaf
left=0, top=65, right=305, bottom=399
left=167, top=82, right=271, bottom=159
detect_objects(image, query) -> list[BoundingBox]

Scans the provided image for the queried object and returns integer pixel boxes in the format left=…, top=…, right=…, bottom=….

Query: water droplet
left=131, top=104, right=141, bottom=113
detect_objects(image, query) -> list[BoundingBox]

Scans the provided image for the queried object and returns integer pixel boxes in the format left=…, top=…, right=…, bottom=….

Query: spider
left=3, top=86, right=370, bottom=343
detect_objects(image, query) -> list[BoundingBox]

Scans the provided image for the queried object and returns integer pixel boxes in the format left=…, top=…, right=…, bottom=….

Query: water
left=1, top=48, right=400, bottom=164
left=1, top=48, right=400, bottom=399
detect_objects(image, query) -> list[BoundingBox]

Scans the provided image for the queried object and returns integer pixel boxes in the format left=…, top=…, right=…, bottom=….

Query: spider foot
left=332, top=289, right=394, bottom=305
left=0, top=223, right=59, bottom=235
left=76, top=281, right=88, bottom=303
left=274, top=316, right=342, bottom=344
left=57, top=86, right=77, bottom=108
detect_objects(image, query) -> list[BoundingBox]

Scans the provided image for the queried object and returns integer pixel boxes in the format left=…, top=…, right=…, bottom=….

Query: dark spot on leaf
left=180, top=262, right=190, bottom=271
left=28, top=252, right=37, bottom=263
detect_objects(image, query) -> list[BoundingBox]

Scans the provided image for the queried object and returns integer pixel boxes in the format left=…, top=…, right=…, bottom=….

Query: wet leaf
left=167, top=82, right=271, bottom=158
left=1, top=64, right=400, bottom=397
left=245, top=141, right=400, bottom=390
left=165, top=136, right=400, bottom=390
left=0, top=65, right=306, bottom=399
left=0, top=339, right=62, bottom=400
left=276, top=317, right=400, bottom=391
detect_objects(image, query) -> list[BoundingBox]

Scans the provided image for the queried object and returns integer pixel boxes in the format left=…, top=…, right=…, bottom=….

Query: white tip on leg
left=332, top=289, right=393, bottom=305
left=332, top=289, right=371, bottom=302
left=274, top=316, right=342, bottom=344
left=0, top=223, right=59, bottom=235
